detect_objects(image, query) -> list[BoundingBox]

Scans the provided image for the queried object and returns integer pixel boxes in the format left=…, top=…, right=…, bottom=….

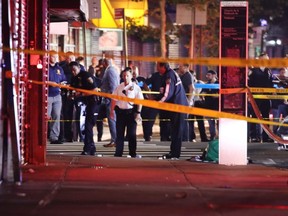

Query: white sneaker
left=127, top=155, right=142, bottom=158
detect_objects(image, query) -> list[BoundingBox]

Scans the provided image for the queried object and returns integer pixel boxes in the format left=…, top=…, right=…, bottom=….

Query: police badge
left=87, top=77, right=94, bottom=84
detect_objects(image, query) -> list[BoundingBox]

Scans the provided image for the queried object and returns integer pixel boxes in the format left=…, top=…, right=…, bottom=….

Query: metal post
left=1, top=0, right=22, bottom=183
left=82, top=22, right=88, bottom=67
left=123, top=9, right=128, bottom=68
left=190, top=7, right=196, bottom=71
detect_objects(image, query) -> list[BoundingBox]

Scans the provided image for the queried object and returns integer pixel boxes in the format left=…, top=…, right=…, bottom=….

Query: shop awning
left=91, top=0, right=121, bottom=28
left=91, top=0, right=148, bottom=28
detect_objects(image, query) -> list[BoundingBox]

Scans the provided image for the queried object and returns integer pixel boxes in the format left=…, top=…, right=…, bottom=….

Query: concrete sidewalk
left=1, top=154, right=288, bottom=216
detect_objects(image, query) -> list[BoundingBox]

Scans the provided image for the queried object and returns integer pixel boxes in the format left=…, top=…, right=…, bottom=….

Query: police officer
left=248, top=52, right=273, bottom=142
left=131, top=67, right=152, bottom=141
left=145, top=71, right=171, bottom=141
left=111, top=67, right=144, bottom=158
left=59, top=51, right=76, bottom=142
left=201, top=70, right=219, bottom=140
left=157, top=62, right=189, bottom=159
left=69, top=61, right=101, bottom=155
left=48, top=51, right=66, bottom=144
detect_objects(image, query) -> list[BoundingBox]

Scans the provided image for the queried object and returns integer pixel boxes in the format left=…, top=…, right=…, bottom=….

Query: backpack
left=202, top=139, right=219, bottom=162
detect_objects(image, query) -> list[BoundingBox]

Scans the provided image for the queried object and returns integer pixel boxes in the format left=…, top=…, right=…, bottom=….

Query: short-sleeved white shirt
left=112, top=82, right=144, bottom=109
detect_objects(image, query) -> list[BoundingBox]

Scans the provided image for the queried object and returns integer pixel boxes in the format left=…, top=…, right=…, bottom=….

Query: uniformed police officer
left=145, top=71, right=171, bottom=141
left=48, top=51, right=66, bottom=144
left=111, top=67, right=144, bottom=158
left=248, top=52, right=273, bottom=142
left=69, top=61, right=101, bottom=155
left=157, top=62, right=189, bottom=159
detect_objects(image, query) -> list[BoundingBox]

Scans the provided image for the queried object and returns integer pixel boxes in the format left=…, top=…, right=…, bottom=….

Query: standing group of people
left=47, top=52, right=198, bottom=159
left=248, top=52, right=288, bottom=143
left=49, top=51, right=287, bottom=159
left=176, top=65, right=219, bottom=143
left=47, top=52, right=119, bottom=155
left=46, top=49, right=288, bottom=159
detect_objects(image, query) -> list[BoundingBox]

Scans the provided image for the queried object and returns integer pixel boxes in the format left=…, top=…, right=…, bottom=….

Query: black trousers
left=61, top=95, right=75, bottom=141
left=169, top=112, right=185, bottom=158
left=159, top=110, right=171, bottom=141
left=189, top=114, right=208, bottom=141
left=96, top=103, right=106, bottom=141
left=114, top=108, right=137, bottom=157
left=250, top=99, right=271, bottom=141
left=83, top=98, right=99, bottom=153
left=141, top=107, right=158, bottom=140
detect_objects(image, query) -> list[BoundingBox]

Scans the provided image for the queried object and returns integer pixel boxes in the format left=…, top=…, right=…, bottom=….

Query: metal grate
left=17, top=0, right=29, bottom=163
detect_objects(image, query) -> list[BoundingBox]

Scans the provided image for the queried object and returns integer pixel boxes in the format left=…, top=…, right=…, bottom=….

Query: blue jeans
left=103, top=98, right=117, bottom=142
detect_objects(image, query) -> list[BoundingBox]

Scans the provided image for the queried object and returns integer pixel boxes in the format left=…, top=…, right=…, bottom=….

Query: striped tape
left=28, top=79, right=287, bottom=127
left=3, top=46, right=288, bottom=68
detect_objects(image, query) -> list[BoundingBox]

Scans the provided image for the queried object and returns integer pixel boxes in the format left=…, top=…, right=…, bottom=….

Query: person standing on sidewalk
left=69, top=61, right=102, bottom=156
left=157, top=62, right=189, bottom=159
left=178, top=63, right=195, bottom=141
left=111, top=67, right=144, bottom=158
left=248, top=52, right=273, bottom=142
left=59, top=51, right=76, bottom=142
left=101, top=58, right=120, bottom=147
left=48, top=51, right=66, bottom=144
left=146, top=71, right=172, bottom=141
left=190, top=73, right=210, bottom=142
left=201, top=70, right=219, bottom=141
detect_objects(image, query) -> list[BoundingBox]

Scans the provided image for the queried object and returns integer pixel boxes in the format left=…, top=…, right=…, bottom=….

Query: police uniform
left=113, top=82, right=144, bottom=157
left=159, top=67, right=188, bottom=159
left=70, top=71, right=101, bottom=155
left=145, top=72, right=171, bottom=141
left=248, top=67, right=273, bottom=142
left=59, top=62, right=75, bottom=142
left=201, top=79, right=219, bottom=140
left=48, top=63, right=66, bottom=143
left=135, top=76, right=152, bottom=141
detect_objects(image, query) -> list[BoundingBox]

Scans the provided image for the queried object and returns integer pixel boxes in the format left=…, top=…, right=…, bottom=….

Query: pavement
left=1, top=125, right=288, bottom=215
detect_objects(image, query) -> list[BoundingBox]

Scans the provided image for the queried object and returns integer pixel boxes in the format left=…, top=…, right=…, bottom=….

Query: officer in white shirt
left=110, top=67, right=144, bottom=157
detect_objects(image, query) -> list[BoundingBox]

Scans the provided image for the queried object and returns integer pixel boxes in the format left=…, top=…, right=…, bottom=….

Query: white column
left=219, top=118, right=248, bottom=165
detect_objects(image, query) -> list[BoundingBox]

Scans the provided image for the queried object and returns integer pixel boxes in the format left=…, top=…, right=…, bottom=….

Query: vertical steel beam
left=25, top=0, right=49, bottom=164
left=1, top=0, right=22, bottom=183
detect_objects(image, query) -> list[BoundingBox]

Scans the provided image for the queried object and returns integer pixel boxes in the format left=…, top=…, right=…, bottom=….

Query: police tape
left=250, top=87, right=288, bottom=94
left=141, top=90, right=219, bottom=97
left=252, top=95, right=288, bottom=100
left=222, top=87, right=288, bottom=94
left=3, top=46, right=288, bottom=68
left=145, top=89, right=287, bottom=100
left=48, top=117, right=280, bottom=123
left=29, top=79, right=287, bottom=127
left=247, top=88, right=288, bottom=144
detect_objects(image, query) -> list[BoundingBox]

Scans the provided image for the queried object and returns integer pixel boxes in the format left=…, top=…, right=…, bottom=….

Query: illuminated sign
left=220, top=1, right=248, bottom=115
left=98, top=28, right=123, bottom=51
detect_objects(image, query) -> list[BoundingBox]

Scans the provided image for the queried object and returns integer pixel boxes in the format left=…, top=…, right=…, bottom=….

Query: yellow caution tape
left=3, top=46, right=288, bottom=68
left=247, top=88, right=288, bottom=144
left=29, top=80, right=286, bottom=127
left=253, top=95, right=288, bottom=100
left=250, top=87, right=288, bottom=94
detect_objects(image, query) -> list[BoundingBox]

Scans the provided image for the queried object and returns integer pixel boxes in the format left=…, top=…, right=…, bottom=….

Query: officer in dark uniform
left=248, top=53, right=273, bottom=142
left=157, top=62, right=189, bottom=159
left=59, top=52, right=76, bottom=142
left=69, top=61, right=101, bottom=155
left=131, top=67, right=153, bottom=141
left=145, top=71, right=171, bottom=141
left=201, top=70, right=219, bottom=140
